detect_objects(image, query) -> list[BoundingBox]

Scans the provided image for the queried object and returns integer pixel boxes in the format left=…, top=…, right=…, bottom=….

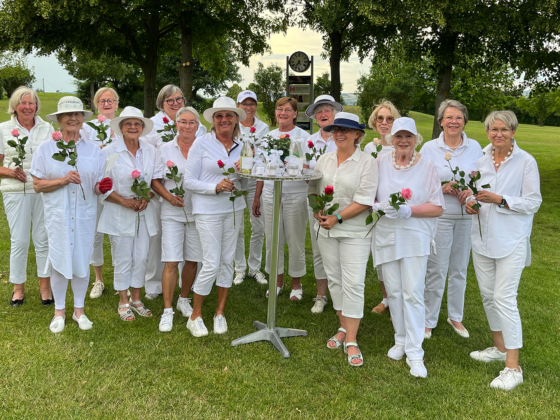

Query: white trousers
left=110, top=216, right=150, bottom=291
left=90, top=199, right=105, bottom=267
left=308, top=207, right=327, bottom=280
left=318, top=236, right=370, bottom=319
left=3, top=193, right=50, bottom=283
left=263, top=190, right=307, bottom=277
left=51, top=268, right=89, bottom=310
left=234, top=181, right=265, bottom=273
left=193, top=211, right=242, bottom=296
left=424, top=218, right=472, bottom=328
left=472, top=240, right=526, bottom=350
left=145, top=198, right=164, bottom=294
left=383, top=256, right=428, bottom=361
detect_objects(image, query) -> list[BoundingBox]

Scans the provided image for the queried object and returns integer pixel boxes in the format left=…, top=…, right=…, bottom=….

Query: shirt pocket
left=375, top=224, right=396, bottom=249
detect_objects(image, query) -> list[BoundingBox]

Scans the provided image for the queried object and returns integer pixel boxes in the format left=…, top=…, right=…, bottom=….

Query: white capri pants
left=145, top=198, right=164, bottom=294
left=234, top=180, right=265, bottom=273
left=318, top=236, right=371, bottom=319
left=424, top=218, right=472, bottom=328
left=110, top=215, right=150, bottom=291
left=193, top=210, right=242, bottom=296
left=3, top=193, right=50, bottom=283
left=90, top=199, right=105, bottom=267
left=263, top=190, right=307, bottom=277
left=308, top=208, right=327, bottom=280
left=383, top=256, right=428, bottom=361
left=472, top=240, right=527, bottom=350
left=51, top=268, right=89, bottom=310
left=161, top=218, right=203, bottom=263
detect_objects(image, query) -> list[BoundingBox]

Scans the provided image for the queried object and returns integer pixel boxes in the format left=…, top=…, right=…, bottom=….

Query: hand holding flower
left=7, top=129, right=29, bottom=193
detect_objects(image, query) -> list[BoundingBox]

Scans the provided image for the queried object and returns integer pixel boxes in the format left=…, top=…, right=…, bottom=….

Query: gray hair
left=156, top=85, right=182, bottom=111
left=94, top=87, right=119, bottom=105
left=484, top=110, right=518, bottom=131
left=310, top=103, right=339, bottom=121
left=8, top=86, right=41, bottom=115
left=355, top=130, right=366, bottom=145
left=176, top=106, right=200, bottom=123
left=437, top=99, right=469, bottom=126
left=386, top=132, right=424, bottom=147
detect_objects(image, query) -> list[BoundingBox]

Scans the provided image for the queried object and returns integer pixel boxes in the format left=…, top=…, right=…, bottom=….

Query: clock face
left=289, top=51, right=311, bottom=73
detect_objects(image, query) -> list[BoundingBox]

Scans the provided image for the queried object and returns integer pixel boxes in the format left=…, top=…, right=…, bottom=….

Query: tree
left=517, top=88, right=560, bottom=126
left=226, top=84, right=244, bottom=102
left=0, top=53, right=35, bottom=98
left=314, top=72, right=344, bottom=104
left=250, top=63, right=285, bottom=126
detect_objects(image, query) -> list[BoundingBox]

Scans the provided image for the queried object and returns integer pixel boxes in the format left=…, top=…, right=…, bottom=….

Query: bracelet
left=336, top=213, right=343, bottom=224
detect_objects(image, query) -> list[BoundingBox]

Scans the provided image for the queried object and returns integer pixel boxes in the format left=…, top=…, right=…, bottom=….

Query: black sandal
left=40, top=292, right=54, bottom=306
left=10, top=292, right=24, bottom=307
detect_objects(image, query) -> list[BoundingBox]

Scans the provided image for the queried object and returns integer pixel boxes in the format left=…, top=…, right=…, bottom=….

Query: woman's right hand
left=252, top=198, right=261, bottom=217
left=442, top=181, right=459, bottom=196
left=63, top=170, right=81, bottom=185
left=313, top=210, right=323, bottom=221
left=465, top=200, right=480, bottom=215
left=12, top=167, right=27, bottom=183
left=169, top=195, right=184, bottom=207
left=121, top=197, right=140, bottom=211
left=216, top=178, right=234, bottom=194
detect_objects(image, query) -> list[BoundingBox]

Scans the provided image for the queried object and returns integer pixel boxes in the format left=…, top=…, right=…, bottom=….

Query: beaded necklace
left=392, top=151, right=417, bottom=170
left=491, top=145, right=514, bottom=167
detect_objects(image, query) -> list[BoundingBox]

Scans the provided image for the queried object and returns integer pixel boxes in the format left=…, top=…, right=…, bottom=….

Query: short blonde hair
left=386, top=132, right=424, bottom=147
left=93, top=87, right=119, bottom=106
left=368, top=100, right=401, bottom=132
left=437, top=99, right=468, bottom=126
left=156, top=85, right=182, bottom=111
left=485, top=110, right=518, bottom=131
left=8, top=87, right=41, bottom=115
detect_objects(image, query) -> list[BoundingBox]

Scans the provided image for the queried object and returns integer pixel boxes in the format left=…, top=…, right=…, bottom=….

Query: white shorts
left=161, top=218, right=203, bottom=263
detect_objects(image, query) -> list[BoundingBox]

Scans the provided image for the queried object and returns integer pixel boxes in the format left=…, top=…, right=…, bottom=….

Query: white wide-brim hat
left=203, top=96, right=246, bottom=124
left=391, top=117, right=418, bottom=135
left=110, top=106, right=154, bottom=137
left=305, top=94, right=344, bottom=119
left=46, top=96, right=93, bottom=122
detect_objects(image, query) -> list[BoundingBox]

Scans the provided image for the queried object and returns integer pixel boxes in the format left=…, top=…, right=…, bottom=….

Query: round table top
left=238, top=169, right=323, bottom=181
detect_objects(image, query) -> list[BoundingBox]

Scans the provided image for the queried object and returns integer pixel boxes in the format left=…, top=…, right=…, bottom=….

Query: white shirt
left=263, top=127, right=310, bottom=194
left=97, top=137, right=161, bottom=237
left=81, top=118, right=120, bottom=145
left=309, top=147, right=378, bottom=238
left=142, top=110, right=207, bottom=149
left=363, top=142, right=393, bottom=159
left=373, top=152, right=445, bottom=265
left=420, top=132, right=483, bottom=219
left=304, top=129, right=336, bottom=169
left=156, top=136, right=195, bottom=222
left=240, top=116, right=269, bottom=141
left=469, top=142, right=541, bottom=264
left=30, top=138, right=105, bottom=279
left=184, top=132, right=246, bottom=215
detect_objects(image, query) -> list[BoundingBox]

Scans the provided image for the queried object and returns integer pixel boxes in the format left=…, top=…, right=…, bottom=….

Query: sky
left=26, top=27, right=371, bottom=95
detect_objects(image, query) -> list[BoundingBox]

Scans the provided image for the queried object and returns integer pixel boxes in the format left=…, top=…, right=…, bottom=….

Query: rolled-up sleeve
left=498, top=157, right=541, bottom=215
left=184, top=141, right=218, bottom=195
left=353, top=155, right=377, bottom=206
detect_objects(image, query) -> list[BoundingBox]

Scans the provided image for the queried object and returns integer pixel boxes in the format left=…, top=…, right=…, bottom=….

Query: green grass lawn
left=1, top=95, right=559, bottom=418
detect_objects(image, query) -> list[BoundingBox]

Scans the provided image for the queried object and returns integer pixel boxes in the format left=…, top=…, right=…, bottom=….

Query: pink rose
left=470, top=171, right=478, bottom=178
left=444, top=152, right=452, bottom=161
left=11, top=129, right=19, bottom=137
left=373, top=137, right=381, bottom=145
left=163, top=117, right=170, bottom=124
left=250, top=127, right=256, bottom=133
left=217, top=160, right=225, bottom=168
left=166, top=160, right=174, bottom=168
left=308, top=140, right=314, bottom=148
left=52, top=131, right=63, bottom=141
left=97, top=115, right=107, bottom=123
left=131, top=170, right=141, bottom=179
left=401, top=188, right=413, bottom=201
left=324, top=185, right=334, bottom=196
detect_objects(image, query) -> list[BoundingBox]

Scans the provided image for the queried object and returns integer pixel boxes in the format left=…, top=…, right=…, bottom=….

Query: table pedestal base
left=231, top=321, right=308, bottom=358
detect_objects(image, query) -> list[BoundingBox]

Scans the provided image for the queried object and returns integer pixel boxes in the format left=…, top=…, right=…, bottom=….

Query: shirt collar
left=328, top=146, right=360, bottom=162
left=115, top=136, right=144, bottom=153
left=436, top=131, right=468, bottom=150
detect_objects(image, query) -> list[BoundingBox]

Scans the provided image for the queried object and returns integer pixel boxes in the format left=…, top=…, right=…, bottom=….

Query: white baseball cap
left=237, top=90, right=258, bottom=104
left=391, top=117, right=418, bottom=135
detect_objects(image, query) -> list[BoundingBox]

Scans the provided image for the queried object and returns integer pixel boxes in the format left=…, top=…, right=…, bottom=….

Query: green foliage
left=7, top=132, right=28, bottom=193
left=85, top=120, right=111, bottom=146
left=131, top=178, right=151, bottom=202
left=305, top=143, right=327, bottom=162
left=251, top=63, right=285, bottom=127
left=308, top=186, right=338, bottom=238
left=0, top=53, right=35, bottom=98
left=313, top=72, right=344, bottom=105
left=157, top=120, right=177, bottom=143
left=165, top=163, right=190, bottom=226
left=517, top=89, right=560, bottom=127
left=226, top=84, right=243, bottom=102
left=261, top=134, right=291, bottom=162
left=52, top=138, right=85, bottom=199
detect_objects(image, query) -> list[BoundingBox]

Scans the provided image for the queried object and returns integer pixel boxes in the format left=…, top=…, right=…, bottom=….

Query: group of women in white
left=0, top=84, right=541, bottom=391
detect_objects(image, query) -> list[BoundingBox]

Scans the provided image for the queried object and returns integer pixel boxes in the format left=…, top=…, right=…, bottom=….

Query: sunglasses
left=376, top=116, right=395, bottom=123
left=331, top=127, right=351, bottom=134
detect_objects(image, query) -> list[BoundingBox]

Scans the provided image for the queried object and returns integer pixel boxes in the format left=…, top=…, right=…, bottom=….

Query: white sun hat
left=46, top=96, right=93, bottom=122
left=203, top=96, right=246, bottom=124
left=305, top=94, right=344, bottom=119
left=237, top=90, right=258, bottom=104
left=110, top=106, right=154, bottom=137
left=391, top=117, right=418, bottom=135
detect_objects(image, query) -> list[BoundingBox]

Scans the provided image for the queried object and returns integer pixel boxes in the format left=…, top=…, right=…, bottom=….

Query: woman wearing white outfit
left=184, top=97, right=246, bottom=337
left=233, top=90, right=269, bottom=286
left=373, top=117, right=444, bottom=378
left=421, top=100, right=483, bottom=339
left=363, top=100, right=401, bottom=315
left=466, top=111, right=541, bottom=391
left=253, top=97, right=310, bottom=300
left=30, top=97, right=109, bottom=333
left=303, top=95, right=343, bottom=314
left=98, top=107, right=160, bottom=321
left=82, top=87, right=120, bottom=299
left=152, top=107, right=203, bottom=332
left=0, top=87, right=53, bottom=306
left=310, top=112, right=377, bottom=367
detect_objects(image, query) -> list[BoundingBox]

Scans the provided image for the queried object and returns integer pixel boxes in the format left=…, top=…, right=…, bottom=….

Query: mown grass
left=0, top=95, right=559, bottom=418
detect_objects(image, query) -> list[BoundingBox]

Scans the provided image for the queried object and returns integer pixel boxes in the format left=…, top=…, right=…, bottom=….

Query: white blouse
left=184, top=132, right=246, bottom=215
left=420, top=132, right=483, bottom=219
left=469, top=142, right=541, bottom=264
left=240, top=116, right=269, bottom=141
left=309, top=147, right=378, bottom=238
left=142, top=111, right=206, bottom=149
left=373, top=152, right=445, bottom=265
left=30, top=138, right=105, bottom=279
left=304, top=130, right=336, bottom=170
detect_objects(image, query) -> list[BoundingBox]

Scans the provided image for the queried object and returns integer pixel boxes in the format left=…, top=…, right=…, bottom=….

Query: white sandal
left=118, top=303, right=135, bottom=321
left=129, top=299, right=153, bottom=317
left=289, top=286, right=303, bottom=301
left=326, top=327, right=346, bottom=349
left=266, top=284, right=283, bottom=298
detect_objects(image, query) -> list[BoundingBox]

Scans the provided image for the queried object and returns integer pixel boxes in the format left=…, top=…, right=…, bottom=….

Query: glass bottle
left=240, top=130, right=254, bottom=174
left=266, top=146, right=278, bottom=176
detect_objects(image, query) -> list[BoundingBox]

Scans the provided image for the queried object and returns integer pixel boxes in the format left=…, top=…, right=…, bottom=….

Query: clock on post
left=288, top=51, right=311, bottom=73
left=286, top=51, right=314, bottom=133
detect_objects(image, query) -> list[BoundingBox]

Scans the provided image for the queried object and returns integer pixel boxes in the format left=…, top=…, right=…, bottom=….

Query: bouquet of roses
left=51, top=131, right=85, bottom=200
left=365, top=188, right=413, bottom=237
left=308, top=185, right=339, bottom=239
left=85, top=115, right=112, bottom=146
left=305, top=140, right=327, bottom=163
left=467, top=170, right=491, bottom=239
left=218, top=160, right=248, bottom=229
left=8, top=129, right=28, bottom=194
left=441, top=152, right=469, bottom=216
left=261, top=134, right=291, bottom=162
left=369, top=138, right=383, bottom=159
left=165, top=160, right=189, bottom=227
left=131, top=170, right=152, bottom=236
left=157, top=116, right=177, bottom=143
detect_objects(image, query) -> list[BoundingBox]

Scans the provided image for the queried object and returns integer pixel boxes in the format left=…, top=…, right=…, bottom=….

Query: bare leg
left=492, top=331, right=520, bottom=370
left=130, top=287, right=142, bottom=303
left=215, top=286, right=229, bottom=316
left=180, top=261, right=198, bottom=298
left=290, top=276, right=301, bottom=300
left=380, top=281, right=388, bottom=299
left=276, top=273, right=284, bottom=287
left=162, top=262, right=179, bottom=309
left=343, top=315, right=362, bottom=361
left=316, top=278, right=327, bottom=296
left=93, top=265, right=103, bottom=282
left=39, top=277, right=52, bottom=300
left=74, top=307, right=85, bottom=318
left=190, top=293, right=206, bottom=320
left=13, top=283, right=24, bottom=300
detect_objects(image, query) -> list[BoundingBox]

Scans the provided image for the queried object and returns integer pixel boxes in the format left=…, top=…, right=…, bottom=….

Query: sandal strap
left=337, top=327, right=347, bottom=334
left=328, top=337, right=342, bottom=346
left=118, top=303, right=130, bottom=309
left=345, top=341, right=359, bottom=350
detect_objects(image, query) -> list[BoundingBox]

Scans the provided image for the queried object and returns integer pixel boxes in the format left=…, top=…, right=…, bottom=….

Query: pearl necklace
left=492, top=145, right=513, bottom=167
left=392, top=151, right=417, bottom=170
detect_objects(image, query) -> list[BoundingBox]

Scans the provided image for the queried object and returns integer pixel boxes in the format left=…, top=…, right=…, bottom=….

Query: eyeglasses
left=123, top=122, right=143, bottom=128
left=177, top=120, right=199, bottom=126
left=489, top=128, right=511, bottom=135
left=276, top=107, right=295, bottom=113
left=98, top=99, right=117, bottom=105
left=165, top=97, right=186, bottom=106
left=240, top=101, right=257, bottom=107
left=376, top=116, right=394, bottom=123
left=19, top=102, right=36, bottom=107
left=316, top=108, right=333, bottom=115
left=214, top=113, right=237, bottom=120
left=444, top=116, right=463, bottom=122
left=331, top=127, right=351, bottom=134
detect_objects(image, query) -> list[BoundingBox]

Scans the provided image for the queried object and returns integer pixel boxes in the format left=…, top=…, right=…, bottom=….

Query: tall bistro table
left=231, top=170, right=322, bottom=358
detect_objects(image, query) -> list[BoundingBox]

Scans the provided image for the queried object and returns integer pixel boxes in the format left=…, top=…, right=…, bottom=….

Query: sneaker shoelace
left=496, top=368, right=515, bottom=383
left=195, top=317, right=206, bottom=330
left=161, top=312, right=173, bottom=324
left=215, top=316, right=225, bottom=329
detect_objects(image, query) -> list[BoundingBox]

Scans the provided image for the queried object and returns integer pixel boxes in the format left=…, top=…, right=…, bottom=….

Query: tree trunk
left=142, top=12, right=160, bottom=117
left=432, top=65, right=452, bottom=139
left=329, top=30, right=343, bottom=103
left=179, top=14, right=194, bottom=106
left=90, top=81, right=95, bottom=112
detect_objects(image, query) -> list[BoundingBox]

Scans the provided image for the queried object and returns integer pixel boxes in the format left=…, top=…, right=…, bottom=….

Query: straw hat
left=110, top=106, right=154, bottom=137
left=46, top=96, right=93, bottom=122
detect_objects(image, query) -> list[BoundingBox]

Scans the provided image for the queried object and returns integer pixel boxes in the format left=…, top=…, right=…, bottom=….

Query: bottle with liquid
left=240, top=129, right=254, bottom=174
left=266, top=146, right=279, bottom=176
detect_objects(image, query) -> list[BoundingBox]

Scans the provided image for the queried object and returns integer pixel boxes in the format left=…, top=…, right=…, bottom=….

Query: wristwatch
left=499, top=197, right=506, bottom=208
left=336, top=213, right=343, bottom=224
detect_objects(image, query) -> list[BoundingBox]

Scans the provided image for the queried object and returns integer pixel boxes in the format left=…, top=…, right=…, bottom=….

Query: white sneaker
left=159, top=311, right=174, bottom=332
left=387, top=345, right=405, bottom=361
left=490, top=367, right=523, bottom=391
left=406, top=358, right=428, bottom=378
left=233, top=271, right=245, bottom=285
left=187, top=316, right=208, bottom=337
left=470, top=346, right=507, bottom=363
left=213, top=314, right=228, bottom=334
left=176, top=297, right=193, bottom=317
left=49, top=316, right=65, bottom=333
left=249, top=269, right=267, bottom=285
left=89, top=281, right=104, bottom=299
left=424, top=329, right=432, bottom=340
left=311, top=296, right=328, bottom=314
left=72, top=313, right=93, bottom=330
left=145, top=293, right=160, bottom=301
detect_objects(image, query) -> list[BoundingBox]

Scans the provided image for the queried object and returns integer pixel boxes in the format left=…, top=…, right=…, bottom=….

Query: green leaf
left=7, top=140, right=17, bottom=148
left=52, top=154, right=66, bottom=162
left=459, top=171, right=465, bottom=177
left=472, top=203, right=481, bottom=211
left=228, top=167, right=235, bottom=174
left=481, top=184, right=491, bottom=189
left=366, top=213, right=373, bottom=225
left=328, top=203, right=339, bottom=214
left=378, top=210, right=385, bottom=216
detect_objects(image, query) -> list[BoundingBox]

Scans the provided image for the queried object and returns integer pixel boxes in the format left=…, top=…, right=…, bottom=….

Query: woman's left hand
left=318, top=214, right=338, bottom=230
left=137, top=198, right=150, bottom=212
left=475, top=190, right=501, bottom=205
left=458, top=189, right=472, bottom=205
left=234, top=160, right=240, bottom=171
